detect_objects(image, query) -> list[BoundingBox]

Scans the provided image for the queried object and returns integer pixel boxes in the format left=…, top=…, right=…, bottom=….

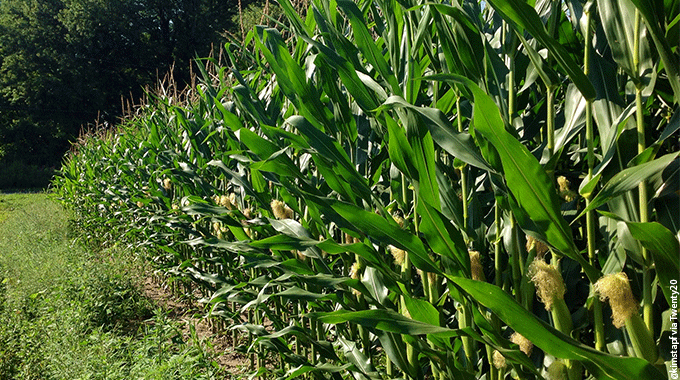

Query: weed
left=0, top=193, right=228, bottom=379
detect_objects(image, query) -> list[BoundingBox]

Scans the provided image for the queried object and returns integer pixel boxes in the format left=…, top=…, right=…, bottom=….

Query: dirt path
left=140, top=276, right=252, bottom=375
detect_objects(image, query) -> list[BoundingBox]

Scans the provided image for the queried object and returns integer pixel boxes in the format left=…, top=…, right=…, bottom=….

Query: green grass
left=0, top=193, right=228, bottom=379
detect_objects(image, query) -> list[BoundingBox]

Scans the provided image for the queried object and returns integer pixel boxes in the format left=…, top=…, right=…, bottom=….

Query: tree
left=0, top=0, right=237, bottom=178
left=0, top=0, right=74, bottom=166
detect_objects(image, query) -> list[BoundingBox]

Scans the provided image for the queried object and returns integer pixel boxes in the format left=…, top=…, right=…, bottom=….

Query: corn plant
left=54, top=0, right=679, bottom=379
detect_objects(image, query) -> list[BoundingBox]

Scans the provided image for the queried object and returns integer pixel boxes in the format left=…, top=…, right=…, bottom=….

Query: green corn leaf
left=416, top=198, right=469, bottom=277
left=237, top=128, right=303, bottom=178
left=317, top=239, right=398, bottom=281
left=337, top=0, right=400, bottom=94
left=278, top=259, right=318, bottom=276
left=256, top=28, right=336, bottom=131
left=186, top=237, right=260, bottom=255
left=311, top=304, right=531, bottom=375
left=399, top=289, right=453, bottom=350
left=236, top=127, right=279, bottom=157
left=260, top=124, right=310, bottom=149
left=408, top=120, right=440, bottom=206
left=207, top=159, right=268, bottom=207
left=283, top=116, right=351, bottom=173
left=484, top=0, right=596, bottom=100
left=317, top=66, right=358, bottom=142
left=451, top=76, right=600, bottom=281
left=627, top=0, right=680, bottom=102
left=328, top=199, right=441, bottom=275
left=372, top=331, right=411, bottom=376
left=435, top=164, right=466, bottom=232
left=377, top=95, right=492, bottom=171
left=276, top=286, right=338, bottom=302
left=231, top=85, right=272, bottom=126
left=248, top=232, right=317, bottom=250
left=283, top=364, right=353, bottom=380
left=292, top=26, right=381, bottom=112
left=401, top=290, right=440, bottom=327
left=429, top=4, right=484, bottom=85
left=214, top=101, right=244, bottom=132
left=277, top=0, right=311, bottom=37
left=515, top=32, right=560, bottom=88
left=309, top=309, right=461, bottom=337
left=269, top=219, right=332, bottom=266
left=361, top=266, right=391, bottom=306
left=656, top=108, right=680, bottom=143
left=385, top=113, right=419, bottom=180
left=285, top=116, right=373, bottom=203
left=336, top=337, right=378, bottom=378
left=269, top=218, right=315, bottom=238
left=255, top=28, right=310, bottom=103
left=452, top=277, right=666, bottom=380
left=628, top=222, right=679, bottom=309
left=261, top=325, right=340, bottom=361
left=578, top=152, right=680, bottom=217
left=315, top=163, right=357, bottom=203
left=597, top=0, right=654, bottom=86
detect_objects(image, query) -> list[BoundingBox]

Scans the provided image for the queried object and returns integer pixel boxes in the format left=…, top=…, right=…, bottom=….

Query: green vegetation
left=0, top=161, right=56, bottom=190
left=0, top=0, right=246, bottom=188
left=53, top=0, right=679, bottom=379
left=0, top=193, right=228, bottom=379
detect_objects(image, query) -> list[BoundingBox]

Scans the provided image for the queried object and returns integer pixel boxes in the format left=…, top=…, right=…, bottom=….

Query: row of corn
left=54, top=0, right=679, bottom=378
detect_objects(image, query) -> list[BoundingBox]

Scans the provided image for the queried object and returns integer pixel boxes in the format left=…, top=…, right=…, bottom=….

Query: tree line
left=0, top=0, right=248, bottom=187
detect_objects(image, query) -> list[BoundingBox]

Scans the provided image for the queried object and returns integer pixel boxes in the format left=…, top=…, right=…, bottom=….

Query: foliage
left=232, top=0, right=285, bottom=41
left=0, top=193, right=226, bottom=379
left=0, top=0, right=239, bottom=177
left=54, top=0, right=679, bottom=379
left=0, top=160, right=55, bottom=189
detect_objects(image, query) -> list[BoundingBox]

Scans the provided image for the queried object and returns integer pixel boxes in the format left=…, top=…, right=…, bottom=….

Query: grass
left=0, top=192, right=230, bottom=379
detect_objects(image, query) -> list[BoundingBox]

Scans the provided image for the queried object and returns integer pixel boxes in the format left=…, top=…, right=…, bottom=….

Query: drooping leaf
left=579, top=152, right=680, bottom=217
left=378, top=95, right=493, bottom=171
left=452, top=277, right=666, bottom=380
left=309, top=309, right=462, bottom=337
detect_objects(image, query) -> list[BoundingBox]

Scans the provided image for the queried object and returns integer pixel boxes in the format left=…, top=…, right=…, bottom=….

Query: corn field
left=53, top=0, right=679, bottom=379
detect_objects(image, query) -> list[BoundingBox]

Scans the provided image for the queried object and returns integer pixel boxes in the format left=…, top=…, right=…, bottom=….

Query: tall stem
left=401, top=252, right=420, bottom=380
left=457, top=94, right=469, bottom=233
left=546, top=0, right=558, bottom=159
left=547, top=88, right=556, bottom=155
left=510, top=216, right=522, bottom=305
left=505, top=21, right=522, bottom=307
left=583, top=1, right=606, bottom=351
left=504, top=20, right=516, bottom=126
left=633, top=9, right=653, bottom=332
left=494, top=202, right=503, bottom=291
left=400, top=188, right=421, bottom=380
left=507, top=59, right=516, bottom=125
